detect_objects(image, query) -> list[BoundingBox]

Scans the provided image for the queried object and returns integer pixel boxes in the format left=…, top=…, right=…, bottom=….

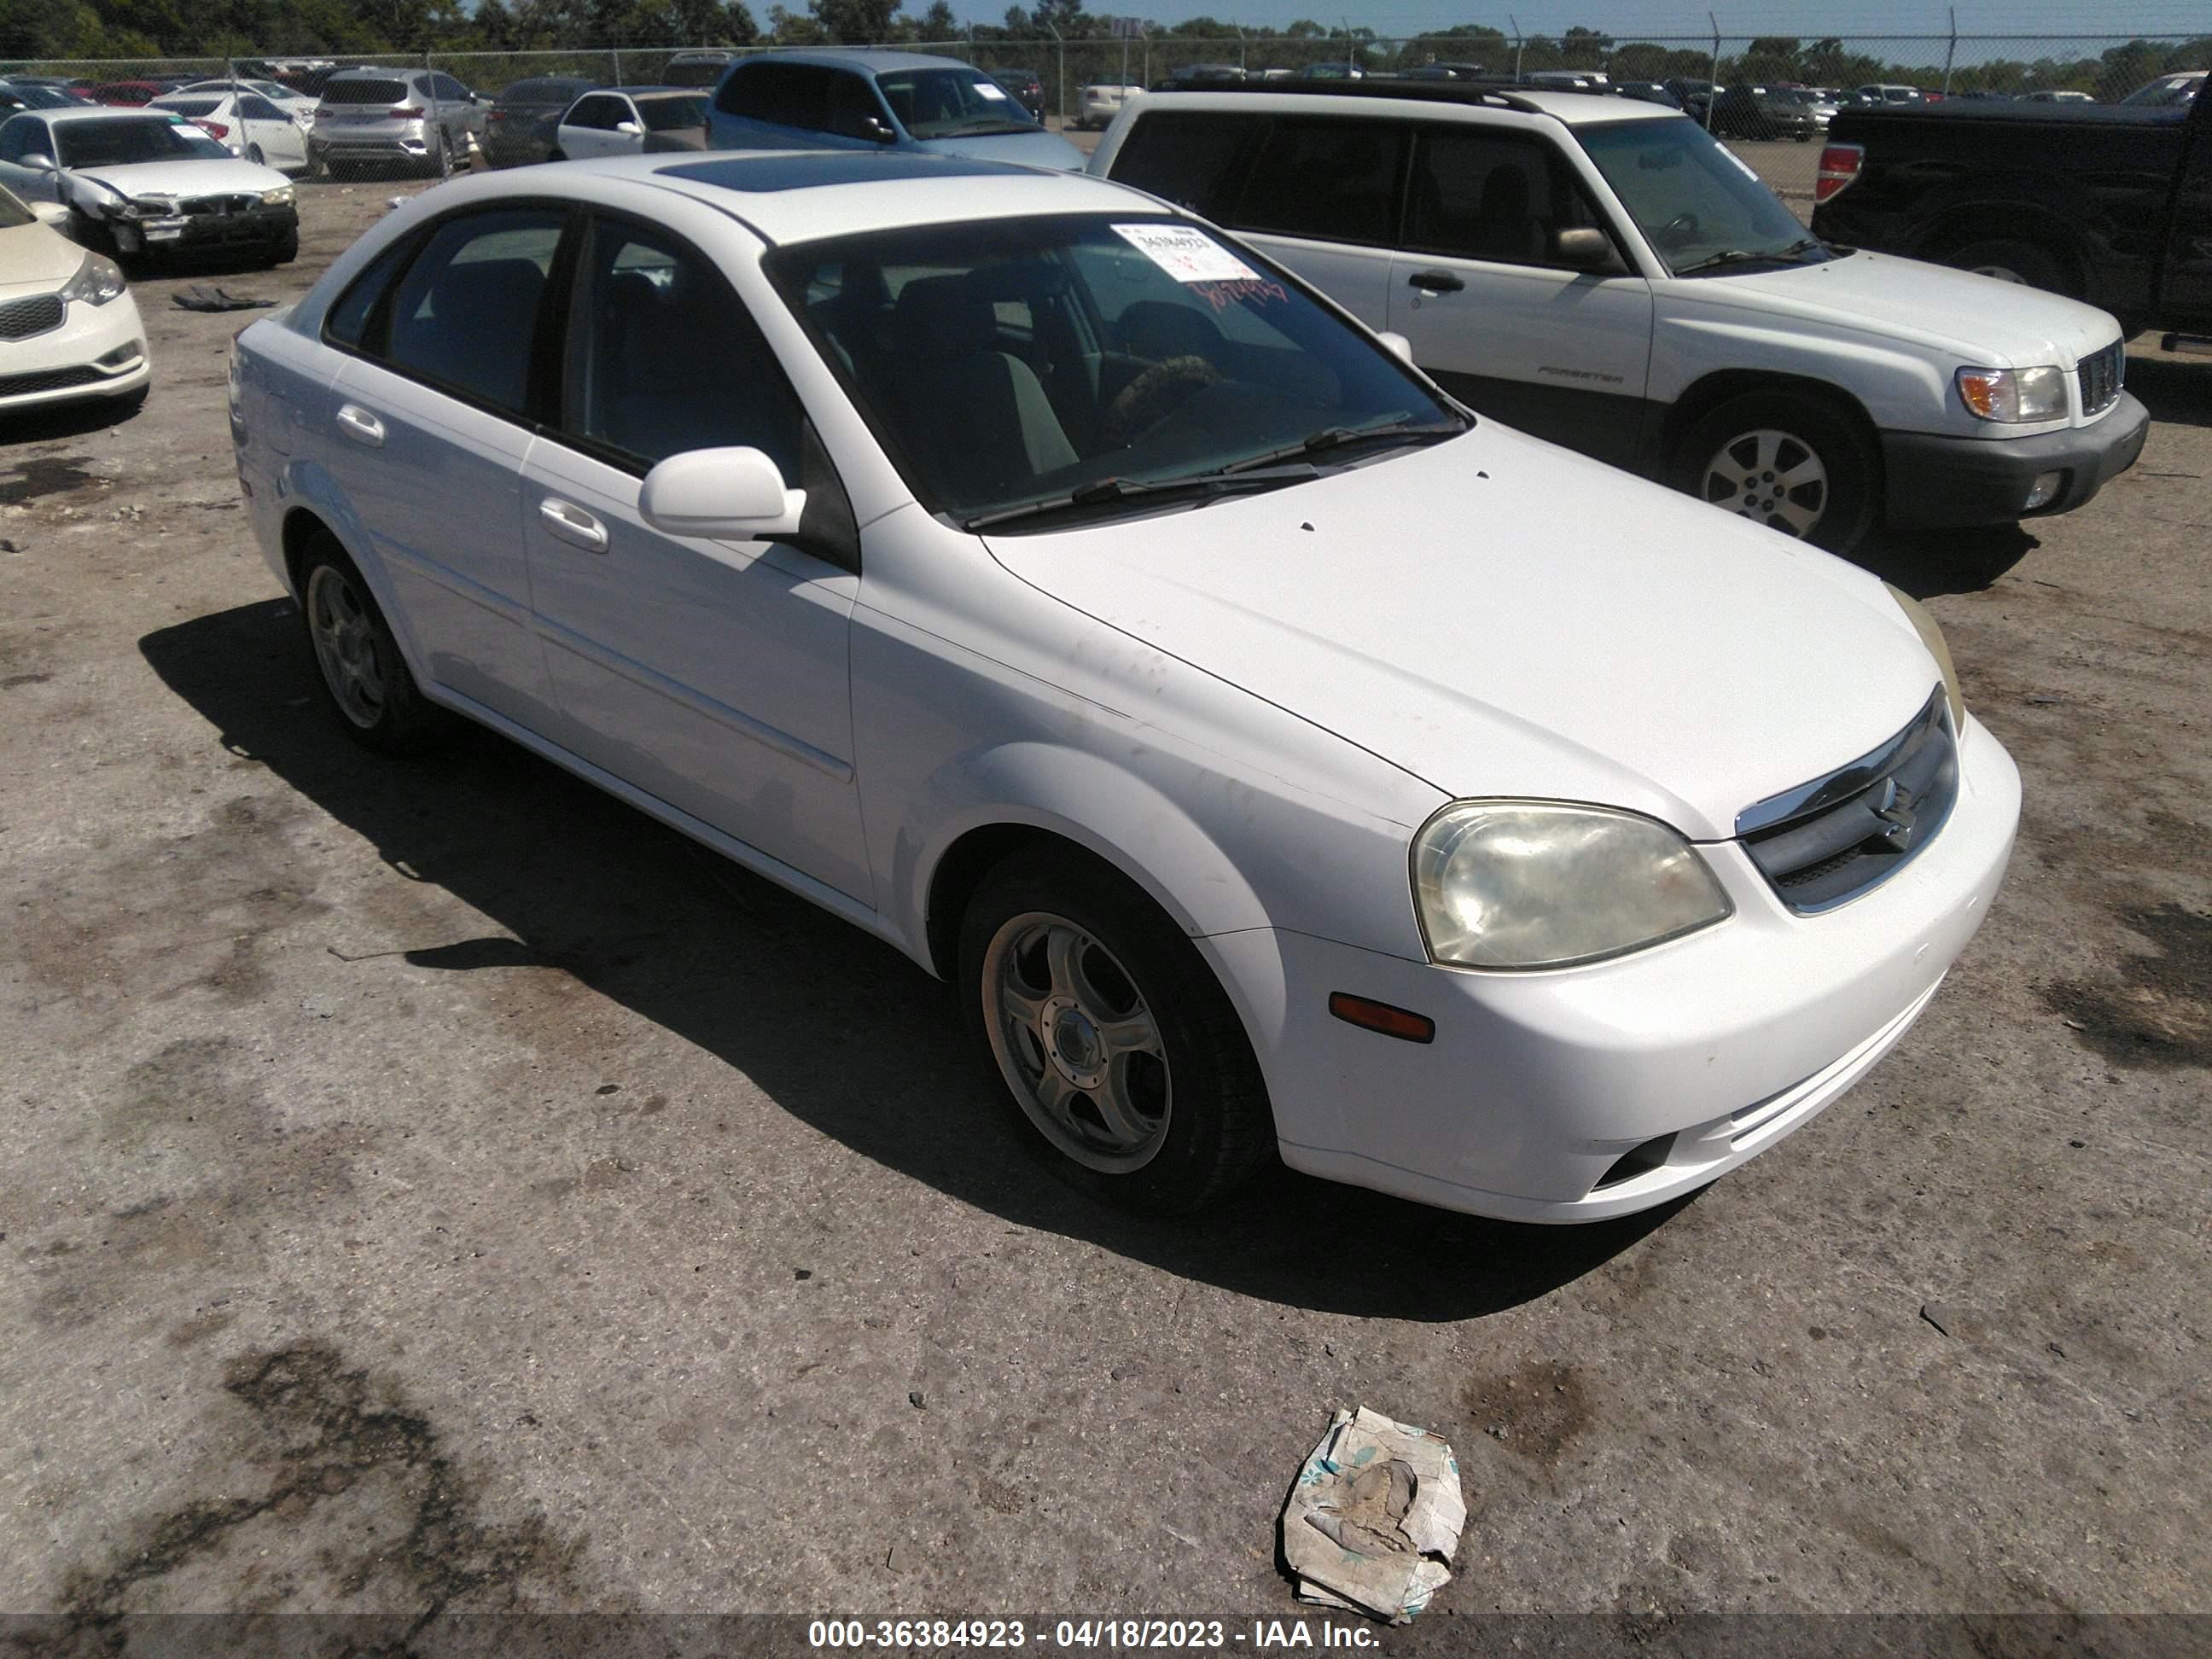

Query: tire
left=1943, top=238, right=2076, bottom=298
left=295, top=535, right=445, bottom=754
left=247, top=143, right=265, bottom=165
left=958, top=846, right=1274, bottom=1214
left=1674, top=390, right=1880, bottom=555
left=547, top=148, right=566, bottom=162
left=268, top=229, right=299, bottom=266
left=429, top=131, right=452, bottom=179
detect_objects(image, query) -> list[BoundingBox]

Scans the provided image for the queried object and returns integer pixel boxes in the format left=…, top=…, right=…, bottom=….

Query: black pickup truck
left=1810, top=88, right=2211, bottom=340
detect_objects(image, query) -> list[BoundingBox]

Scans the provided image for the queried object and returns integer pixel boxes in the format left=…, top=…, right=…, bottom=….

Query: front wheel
left=958, top=848, right=1274, bottom=1214
left=1943, top=238, right=2075, bottom=298
left=297, top=536, right=445, bottom=754
left=1674, top=391, right=1880, bottom=554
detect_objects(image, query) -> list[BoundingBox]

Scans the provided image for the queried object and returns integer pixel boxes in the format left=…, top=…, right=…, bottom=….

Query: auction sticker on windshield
left=1114, top=223, right=1260, bottom=284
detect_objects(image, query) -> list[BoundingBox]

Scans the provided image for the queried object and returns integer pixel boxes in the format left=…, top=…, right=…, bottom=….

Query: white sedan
left=228, top=154, right=2019, bottom=1221
left=148, top=90, right=313, bottom=172
left=551, top=88, right=707, bottom=160
left=0, top=179, right=148, bottom=413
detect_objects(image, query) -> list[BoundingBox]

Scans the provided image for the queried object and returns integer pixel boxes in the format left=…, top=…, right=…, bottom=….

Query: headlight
left=1412, top=801, right=1732, bottom=970
left=116, top=196, right=174, bottom=222
left=59, top=251, right=127, bottom=306
left=260, top=185, right=294, bottom=207
left=1884, top=585, right=1966, bottom=726
left=1955, top=364, right=2067, bottom=423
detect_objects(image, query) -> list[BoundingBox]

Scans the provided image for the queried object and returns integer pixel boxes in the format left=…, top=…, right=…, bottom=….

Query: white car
left=0, top=108, right=297, bottom=264
left=0, top=180, right=148, bottom=413
left=174, top=79, right=318, bottom=124
left=149, top=90, right=312, bottom=172
left=1092, top=84, right=2147, bottom=552
left=551, top=88, right=707, bottom=160
left=1078, top=83, right=1142, bottom=129
left=229, top=154, right=2019, bottom=1223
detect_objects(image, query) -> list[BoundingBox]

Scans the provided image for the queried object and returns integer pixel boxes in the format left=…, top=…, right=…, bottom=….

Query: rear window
left=154, top=97, right=222, bottom=116
left=322, top=79, right=408, bottom=107
left=637, top=95, right=706, bottom=131
left=715, top=61, right=838, bottom=127
left=1108, top=109, right=1262, bottom=221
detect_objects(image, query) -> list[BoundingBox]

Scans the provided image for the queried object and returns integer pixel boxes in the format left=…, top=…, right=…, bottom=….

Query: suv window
left=1405, top=128, right=1604, bottom=268
left=1235, top=118, right=1409, bottom=245
left=240, top=95, right=283, bottom=121
left=382, top=208, right=568, bottom=416
left=826, top=72, right=888, bottom=139
left=431, top=74, right=470, bottom=104
left=567, top=95, right=624, bottom=130
left=0, top=114, right=41, bottom=163
left=715, top=61, right=838, bottom=131
left=1109, top=109, right=1262, bottom=220
left=562, top=215, right=806, bottom=475
left=323, top=78, right=408, bottom=107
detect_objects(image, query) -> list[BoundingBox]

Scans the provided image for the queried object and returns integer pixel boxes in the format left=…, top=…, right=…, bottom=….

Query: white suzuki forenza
left=229, top=152, right=2020, bottom=1222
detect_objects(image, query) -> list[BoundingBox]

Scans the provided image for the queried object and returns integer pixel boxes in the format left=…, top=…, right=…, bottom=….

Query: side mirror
left=1376, top=330, right=1414, bottom=364
left=23, top=152, right=56, bottom=172
left=614, top=119, right=640, bottom=136
left=640, top=447, right=807, bottom=542
left=861, top=115, right=895, bottom=143
left=1554, top=227, right=1617, bottom=271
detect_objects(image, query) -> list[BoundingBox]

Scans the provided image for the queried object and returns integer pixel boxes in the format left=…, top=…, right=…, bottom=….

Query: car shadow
left=140, top=598, right=1681, bottom=1322
left=0, top=389, right=148, bottom=444
left=2124, top=352, right=2212, bottom=430
left=1845, top=520, right=2039, bottom=598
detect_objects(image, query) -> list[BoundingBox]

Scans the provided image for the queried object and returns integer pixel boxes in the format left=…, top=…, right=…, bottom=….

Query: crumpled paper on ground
left=1281, top=1406, right=1467, bottom=1623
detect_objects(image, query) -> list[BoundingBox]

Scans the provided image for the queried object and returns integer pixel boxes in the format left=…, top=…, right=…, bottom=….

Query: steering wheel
left=1105, top=355, right=1223, bottom=447
left=1656, top=212, right=1702, bottom=249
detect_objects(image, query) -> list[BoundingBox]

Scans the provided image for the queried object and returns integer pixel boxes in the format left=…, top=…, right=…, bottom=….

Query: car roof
left=1129, top=83, right=1685, bottom=128
left=602, top=86, right=704, bottom=97
left=502, top=150, right=1174, bottom=246
left=25, top=106, right=195, bottom=124
left=729, top=49, right=991, bottom=75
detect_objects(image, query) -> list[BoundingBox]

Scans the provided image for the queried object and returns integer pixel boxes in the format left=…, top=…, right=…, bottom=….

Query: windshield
left=57, top=117, right=230, bottom=166
left=770, top=214, right=1464, bottom=527
left=637, top=94, right=707, bottom=131
left=874, top=67, right=1039, bottom=137
left=2121, top=74, right=2201, bottom=106
left=1577, top=118, right=1830, bottom=276
left=0, top=184, right=32, bottom=228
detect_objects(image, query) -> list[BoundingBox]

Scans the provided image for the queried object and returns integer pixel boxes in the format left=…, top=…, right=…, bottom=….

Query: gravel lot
left=1, top=166, right=2207, bottom=1646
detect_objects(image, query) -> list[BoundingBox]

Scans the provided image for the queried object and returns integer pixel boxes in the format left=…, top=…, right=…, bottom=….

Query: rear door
left=557, top=94, right=628, bottom=160
left=518, top=210, right=870, bottom=899
left=1219, top=115, right=1405, bottom=327
left=2157, top=91, right=2212, bottom=330
left=238, top=93, right=306, bottom=169
left=1384, top=124, right=1654, bottom=466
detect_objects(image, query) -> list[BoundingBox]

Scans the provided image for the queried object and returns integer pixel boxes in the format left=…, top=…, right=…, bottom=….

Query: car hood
left=64, top=157, right=293, bottom=200
left=982, top=425, right=1940, bottom=841
left=1685, top=247, right=2119, bottom=366
left=0, top=218, right=84, bottom=292
left=917, top=129, right=1089, bottom=171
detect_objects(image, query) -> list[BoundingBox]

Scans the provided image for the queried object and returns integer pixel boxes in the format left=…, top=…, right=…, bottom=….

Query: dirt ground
left=0, top=170, right=2206, bottom=1650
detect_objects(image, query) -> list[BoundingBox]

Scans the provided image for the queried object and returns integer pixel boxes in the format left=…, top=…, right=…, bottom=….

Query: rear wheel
left=1944, top=238, right=2076, bottom=298
left=246, top=143, right=265, bottom=166
left=1674, top=391, right=1879, bottom=554
left=296, top=535, right=445, bottom=754
left=958, top=847, right=1274, bottom=1214
left=428, top=131, right=452, bottom=179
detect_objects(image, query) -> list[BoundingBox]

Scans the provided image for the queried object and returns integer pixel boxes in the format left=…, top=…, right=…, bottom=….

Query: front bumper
left=0, top=288, right=149, bottom=411
left=1202, top=714, right=2021, bottom=1222
left=1882, top=392, right=2150, bottom=528
left=111, top=204, right=296, bottom=257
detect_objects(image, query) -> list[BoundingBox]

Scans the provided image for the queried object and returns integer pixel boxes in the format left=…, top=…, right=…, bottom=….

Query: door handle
left=335, top=403, right=384, bottom=445
left=538, top=497, right=608, bottom=553
left=1406, top=270, right=1466, bottom=294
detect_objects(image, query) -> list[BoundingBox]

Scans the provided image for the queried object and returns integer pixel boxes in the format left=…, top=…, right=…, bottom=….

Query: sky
left=955, top=3, right=2212, bottom=40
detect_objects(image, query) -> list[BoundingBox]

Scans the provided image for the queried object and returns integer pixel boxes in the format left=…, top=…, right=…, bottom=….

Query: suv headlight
left=1885, top=584, right=1966, bottom=725
left=1412, top=801, right=1732, bottom=970
left=260, top=185, right=294, bottom=207
left=1956, top=364, right=2067, bottom=423
left=60, top=251, right=127, bottom=306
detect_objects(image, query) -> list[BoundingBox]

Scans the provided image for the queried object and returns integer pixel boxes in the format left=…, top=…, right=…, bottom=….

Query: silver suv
left=312, top=67, right=482, bottom=178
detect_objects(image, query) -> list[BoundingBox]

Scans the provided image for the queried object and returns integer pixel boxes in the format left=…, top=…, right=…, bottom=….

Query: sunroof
left=663, top=152, right=1041, bottom=193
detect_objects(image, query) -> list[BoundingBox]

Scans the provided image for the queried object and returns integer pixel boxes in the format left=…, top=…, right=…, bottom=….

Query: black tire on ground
left=547, top=148, right=566, bottom=162
left=294, top=534, right=446, bottom=754
left=958, top=846, right=1275, bottom=1214
left=1943, top=238, right=2077, bottom=298
left=1672, top=389, right=1881, bottom=555
left=247, top=143, right=265, bottom=165
left=263, top=230, right=300, bottom=267
left=66, top=209, right=115, bottom=256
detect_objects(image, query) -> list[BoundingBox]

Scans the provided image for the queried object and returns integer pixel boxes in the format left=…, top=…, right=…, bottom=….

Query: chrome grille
left=1737, top=689, right=1959, bottom=913
left=0, top=294, right=65, bottom=341
left=2077, top=340, right=2124, bottom=416
left=178, top=194, right=262, bottom=217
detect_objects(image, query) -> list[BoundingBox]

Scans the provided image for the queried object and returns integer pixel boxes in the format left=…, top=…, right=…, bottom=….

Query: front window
left=56, top=117, right=230, bottom=167
left=1576, top=118, right=1831, bottom=276
left=770, top=214, right=1464, bottom=529
left=637, top=95, right=707, bottom=131
left=873, top=67, right=1038, bottom=137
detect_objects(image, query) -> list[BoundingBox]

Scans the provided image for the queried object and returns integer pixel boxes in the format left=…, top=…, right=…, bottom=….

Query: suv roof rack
left=1149, top=79, right=1553, bottom=116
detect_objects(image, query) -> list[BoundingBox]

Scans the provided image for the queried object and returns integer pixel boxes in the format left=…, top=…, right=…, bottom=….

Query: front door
left=1385, top=126, right=1656, bottom=469
left=520, top=212, right=870, bottom=902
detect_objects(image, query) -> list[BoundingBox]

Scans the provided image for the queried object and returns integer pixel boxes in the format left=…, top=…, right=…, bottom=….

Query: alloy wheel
left=1700, top=428, right=1829, bottom=538
left=306, top=564, right=388, bottom=729
left=981, top=911, right=1172, bottom=1173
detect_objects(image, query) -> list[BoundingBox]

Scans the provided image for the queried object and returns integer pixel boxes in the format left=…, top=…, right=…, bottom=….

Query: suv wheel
left=958, top=847, right=1274, bottom=1214
left=297, top=535, right=445, bottom=753
left=1674, top=391, right=1878, bottom=554
left=1944, top=238, right=2075, bottom=297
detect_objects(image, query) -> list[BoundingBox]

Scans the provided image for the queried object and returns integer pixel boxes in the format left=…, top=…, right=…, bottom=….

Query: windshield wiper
left=961, top=464, right=1319, bottom=531
left=1216, top=418, right=1467, bottom=475
left=1673, top=237, right=1828, bottom=276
